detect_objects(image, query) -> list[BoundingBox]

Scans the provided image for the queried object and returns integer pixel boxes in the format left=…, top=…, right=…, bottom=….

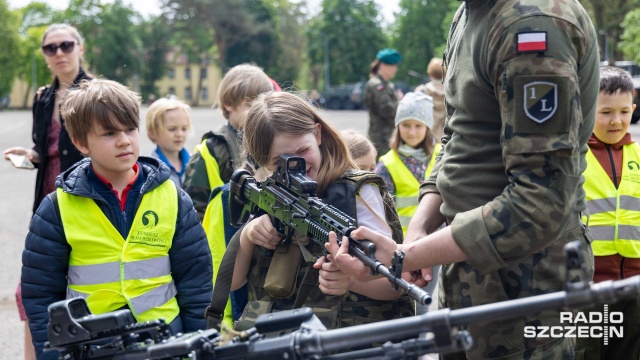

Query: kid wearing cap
left=374, top=91, right=440, bottom=235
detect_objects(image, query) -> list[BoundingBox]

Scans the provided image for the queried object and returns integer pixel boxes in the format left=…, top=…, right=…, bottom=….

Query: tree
left=264, top=0, right=307, bottom=87
left=0, top=0, right=22, bottom=100
left=162, top=0, right=271, bottom=72
left=619, top=9, right=640, bottom=64
left=90, top=0, right=143, bottom=84
left=392, top=0, right=458, bottom=87
left=15, top=2, right=56, bottom=107
left=18, top=26, right=50, bottom=107
left=138, top=15, right=171, bottom=101
left=225, top=0, right=277, bottom=71
left=308, top=0, right=386, bottom=88
left=582, top=0, right=640, bottom=61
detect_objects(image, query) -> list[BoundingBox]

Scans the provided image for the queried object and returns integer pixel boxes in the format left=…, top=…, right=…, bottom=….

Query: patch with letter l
left=524, top=82, right=557, bottom=123
left=513, top=76, right=570, bottom=133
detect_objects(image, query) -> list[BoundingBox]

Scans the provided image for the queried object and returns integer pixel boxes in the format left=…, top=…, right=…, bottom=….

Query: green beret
left=376, top=48, right=402, bottom=65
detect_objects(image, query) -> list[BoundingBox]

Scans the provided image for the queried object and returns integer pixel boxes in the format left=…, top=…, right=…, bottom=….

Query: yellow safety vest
left=194, top=139, right=224, bottom=190
left=202, top=189, right=234, bottom=327
left=582, top=144, right=640, bottom=257
left=379, top=143, right=441, bottom=233
left=59, top=179, right=180, bottom=323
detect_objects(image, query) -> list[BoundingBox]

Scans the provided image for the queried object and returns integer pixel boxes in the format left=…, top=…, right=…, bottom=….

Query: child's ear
left=315, top=123, right=322, bottom=146
left=72, top=137, right=90, bottom=155
left=633, top=104, right=637, bottom=112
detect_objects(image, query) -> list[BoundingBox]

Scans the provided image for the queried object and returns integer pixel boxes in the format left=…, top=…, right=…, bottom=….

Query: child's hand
left=314, top=255, right=352, bottom=296
left=242, top=214, right=282, bottom=249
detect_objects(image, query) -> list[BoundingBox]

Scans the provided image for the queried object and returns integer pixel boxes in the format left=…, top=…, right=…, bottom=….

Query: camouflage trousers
left=438, top=219, right=593, bottom=359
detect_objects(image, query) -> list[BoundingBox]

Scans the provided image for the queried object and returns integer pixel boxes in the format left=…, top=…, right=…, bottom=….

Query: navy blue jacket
left=21, top=156, right=212, bottom=359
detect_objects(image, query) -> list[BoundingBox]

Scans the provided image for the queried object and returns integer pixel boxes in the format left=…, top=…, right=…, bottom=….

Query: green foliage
left=619, top=9, right=640, bottom=64
left=392, top=0, right=458, bottom=87
left=138, top=15, right=171, bottom=100
left=0, top=0, right=22, bottom=98
left=307, top=0, right=386, bottom=89
left=582, top=0, right=640, bottom=61
left=18, top=26, right=50, bottom=106
left=226, top=0, right=277, bottom=71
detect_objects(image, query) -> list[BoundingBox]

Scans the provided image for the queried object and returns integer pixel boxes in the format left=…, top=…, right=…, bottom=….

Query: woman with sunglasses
left=2, top=23, right=92, bottom=360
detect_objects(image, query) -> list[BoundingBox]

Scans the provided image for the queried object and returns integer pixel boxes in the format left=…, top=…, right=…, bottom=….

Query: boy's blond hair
left=145, top=97, right=192, bottom=143
left=60, top=79, right=140, bottom=147
left=218, top=64, right=273, bottom=119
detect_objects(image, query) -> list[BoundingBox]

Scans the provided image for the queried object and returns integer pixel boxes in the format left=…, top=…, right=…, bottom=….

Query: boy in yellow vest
left=183, top=64, right=274, bottom=220
left=21, top=79, right=213, bottom=360
left=575, top=66, right=640, bottom=359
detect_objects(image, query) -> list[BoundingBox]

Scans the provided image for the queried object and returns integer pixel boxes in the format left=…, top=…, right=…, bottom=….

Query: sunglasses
left=41, top=41, right=77, bottom=56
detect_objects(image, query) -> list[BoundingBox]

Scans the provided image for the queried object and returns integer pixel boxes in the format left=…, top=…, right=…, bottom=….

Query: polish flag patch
left=516, top=32, right=547, bottom=53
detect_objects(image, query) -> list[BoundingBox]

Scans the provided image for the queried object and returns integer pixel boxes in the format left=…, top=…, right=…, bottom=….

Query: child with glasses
left=3, top=23, right=92, bottom=360
left=146, top=97, right=193, bottom=188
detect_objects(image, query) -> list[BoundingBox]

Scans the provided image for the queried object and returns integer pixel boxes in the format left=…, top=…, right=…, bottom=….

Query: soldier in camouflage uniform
left=365, top=48, right=403, bottom=157
left=183, top=64, right=273, bottom=220
left=230, top=92, right=414, bottom=332
left=329, top=1, right=599, bottom=358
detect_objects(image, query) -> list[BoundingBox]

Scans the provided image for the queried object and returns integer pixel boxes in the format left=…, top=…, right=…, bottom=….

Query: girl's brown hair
left=60, top=79, right=141, bottom=147
left=243, top=92, right=357, bottom=196
left=389, top=127, right=435, bottom=156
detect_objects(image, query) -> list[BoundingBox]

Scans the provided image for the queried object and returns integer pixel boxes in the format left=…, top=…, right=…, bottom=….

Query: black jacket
left=31, top=68, right=92, bottom=212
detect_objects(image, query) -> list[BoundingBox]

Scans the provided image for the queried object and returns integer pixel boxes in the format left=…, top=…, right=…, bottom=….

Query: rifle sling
left=206, top=227, right=243, bottom=330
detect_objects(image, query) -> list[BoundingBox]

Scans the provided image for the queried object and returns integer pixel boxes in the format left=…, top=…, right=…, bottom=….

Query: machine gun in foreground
left=228, top=154, right=431, bottom=305
left=47, top=272, right=640, bottom=359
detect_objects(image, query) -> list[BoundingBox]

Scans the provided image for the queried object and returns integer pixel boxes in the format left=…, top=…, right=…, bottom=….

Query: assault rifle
left=228, top=154, right=431, bottom=305
left=47, top=261, right=640, bottom=359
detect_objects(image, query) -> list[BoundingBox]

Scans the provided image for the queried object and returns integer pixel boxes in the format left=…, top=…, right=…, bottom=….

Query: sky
left=7, top=0, right=401, bottom=25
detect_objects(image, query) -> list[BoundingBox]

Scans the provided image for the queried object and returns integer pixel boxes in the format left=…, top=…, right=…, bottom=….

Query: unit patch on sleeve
left=513, top=76, right=570, bottom=134
left=516, top=31, right=547, bottom=53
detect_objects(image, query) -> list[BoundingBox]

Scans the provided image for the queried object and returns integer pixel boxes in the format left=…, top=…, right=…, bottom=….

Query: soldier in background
left=328, top=0, right=599, bottom=358
left=364, top=48, right=403, bottom=157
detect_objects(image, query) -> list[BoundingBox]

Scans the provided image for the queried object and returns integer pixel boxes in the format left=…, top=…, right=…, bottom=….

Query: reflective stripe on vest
left=58, top=179, right=180, bottom=322
left=202, top=189, right=235, bottom=327
left=379, top=143, right=440, bottom=233
left=195, top=139, right=224, bottom=190
left=583, top=144, right=640, bottom=257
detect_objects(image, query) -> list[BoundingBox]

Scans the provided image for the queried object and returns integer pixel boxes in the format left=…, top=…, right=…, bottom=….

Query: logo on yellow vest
left=130, top=210, right=167, bottom=247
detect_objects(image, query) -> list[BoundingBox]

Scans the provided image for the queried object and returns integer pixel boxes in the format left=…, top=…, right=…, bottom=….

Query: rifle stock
left=228, top=154, right=431, bottom=305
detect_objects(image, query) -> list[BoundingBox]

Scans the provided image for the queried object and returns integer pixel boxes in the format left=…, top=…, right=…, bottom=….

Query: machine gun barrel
left=229, top=155, right=430, bottom=305
left=48, top=275, right=640, bottom=359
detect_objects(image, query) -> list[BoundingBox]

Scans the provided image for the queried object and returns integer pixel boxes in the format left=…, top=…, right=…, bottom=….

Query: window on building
left=201, top=87, right=208, bottom=101
left=185, top=68, right=191, bottom=79
left=200, top=68, right=207, bottom=79
left=185, top=87, right=192, bottom=101
left=168, top=68, right=175, bottom=79
left=168, top=87, right=175, bottom=96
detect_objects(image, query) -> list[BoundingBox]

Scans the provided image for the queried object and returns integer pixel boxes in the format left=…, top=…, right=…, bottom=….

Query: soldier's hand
left=410, top=268, right=433, bottom=288
left=314, top=255, right=351, bottom=295
left=242, top=214, right=282, bottom=250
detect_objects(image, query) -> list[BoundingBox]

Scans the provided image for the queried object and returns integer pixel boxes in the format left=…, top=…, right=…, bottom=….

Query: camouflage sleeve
left=183, top=151, right=211, bottom=222
left=450, top=15, right=599, bottom=274
left=366, top=78, right=398, bottom=120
